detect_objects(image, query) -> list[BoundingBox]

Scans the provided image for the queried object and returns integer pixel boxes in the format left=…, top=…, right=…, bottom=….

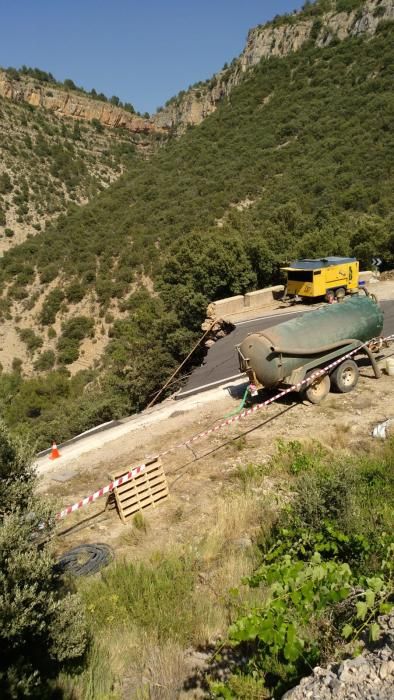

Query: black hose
left=358, top=286, right=369, bottom=296
left=55, top=543, right=114, bottom=576
left=362, top=345, right=382, bottom=379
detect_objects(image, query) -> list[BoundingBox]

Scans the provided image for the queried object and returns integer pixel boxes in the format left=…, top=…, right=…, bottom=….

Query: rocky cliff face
left=1, top=1, right=392, bottom=138
left=0, top=71, right=165, bottom=137
left=241, top=0, right=394, bottom=66
left=153, top=0, right=394, bottom=133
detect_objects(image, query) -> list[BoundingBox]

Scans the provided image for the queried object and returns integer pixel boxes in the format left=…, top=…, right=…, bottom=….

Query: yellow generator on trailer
left=281, top=257, right=359, bottom=303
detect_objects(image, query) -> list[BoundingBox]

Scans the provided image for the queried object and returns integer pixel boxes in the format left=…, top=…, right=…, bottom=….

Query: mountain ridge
left=154, top=0, right=394, bottom=132
left=0, top=69, right=164, bottom=137
left=1, top=2, right=392, bottom=138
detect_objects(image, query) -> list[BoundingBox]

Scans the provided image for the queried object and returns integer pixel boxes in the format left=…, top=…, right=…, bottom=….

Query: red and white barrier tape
left=56, top=334, right=393, bottom=520
left=57, top=464, right=146, bottom=519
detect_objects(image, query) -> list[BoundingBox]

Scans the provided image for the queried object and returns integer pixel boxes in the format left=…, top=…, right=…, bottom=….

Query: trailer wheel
left=331, top=359, right=359, bottom=393
left=304, top=372, right=330, bottom=404
left=335, top=287, right=346, bottom=301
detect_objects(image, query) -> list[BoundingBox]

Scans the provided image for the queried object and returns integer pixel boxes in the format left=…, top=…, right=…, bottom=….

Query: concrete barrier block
left=208, top=295, right=245, bottom=319
left=245, top=285, right=284, bottom=308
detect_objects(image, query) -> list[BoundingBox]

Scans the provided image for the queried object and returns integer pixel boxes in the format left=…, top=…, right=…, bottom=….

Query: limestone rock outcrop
left=0, top=71, right=165, bottom=136
left=153, top=0, right=394, bottom=133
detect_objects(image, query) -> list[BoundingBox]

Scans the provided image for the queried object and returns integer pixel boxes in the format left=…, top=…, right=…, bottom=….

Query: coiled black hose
left=56, top=543, right=114, bottom=576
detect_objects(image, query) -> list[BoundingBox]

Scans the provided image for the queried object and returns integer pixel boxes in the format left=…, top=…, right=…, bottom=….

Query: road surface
left=35, top=377, right=247, bottom=475
left=177, top=299, right=394, bottom=398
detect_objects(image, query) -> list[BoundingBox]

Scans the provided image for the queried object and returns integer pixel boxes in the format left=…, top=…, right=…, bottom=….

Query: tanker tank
left=238, top=295, right=383, bottom=389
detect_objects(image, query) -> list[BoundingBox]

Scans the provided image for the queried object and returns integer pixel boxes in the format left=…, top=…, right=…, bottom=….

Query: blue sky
left=0, top=1, right=303, bottom=114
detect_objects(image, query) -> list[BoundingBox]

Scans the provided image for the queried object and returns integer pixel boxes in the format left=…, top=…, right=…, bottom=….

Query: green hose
left=224, top=386, right=250, bottom=418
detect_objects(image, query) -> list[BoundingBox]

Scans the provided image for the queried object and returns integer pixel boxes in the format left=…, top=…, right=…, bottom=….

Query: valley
left=0, top=2, right=393, bottom=698
left=0, top=4, right=393, bottom=449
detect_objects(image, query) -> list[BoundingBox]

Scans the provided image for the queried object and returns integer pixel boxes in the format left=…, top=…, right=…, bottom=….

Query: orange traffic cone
left=49, top=442, right=61, bottom=460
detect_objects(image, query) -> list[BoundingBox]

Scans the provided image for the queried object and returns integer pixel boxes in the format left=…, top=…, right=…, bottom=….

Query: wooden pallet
left=109, top=457, right=169, bottom=524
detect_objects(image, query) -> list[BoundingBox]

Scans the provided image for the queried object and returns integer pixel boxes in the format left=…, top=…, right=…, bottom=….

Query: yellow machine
left=281, top=257, right=359, bottom=301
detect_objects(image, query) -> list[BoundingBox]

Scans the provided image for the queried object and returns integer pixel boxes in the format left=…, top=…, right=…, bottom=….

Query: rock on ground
left=283, top=615, right=394, bottom=700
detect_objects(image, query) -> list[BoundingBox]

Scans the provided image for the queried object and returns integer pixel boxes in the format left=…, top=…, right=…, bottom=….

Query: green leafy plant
left=341, top=542, right=394, bottom=643
left=214, top=439, right=394, bottom=695
left=230, top=552, right=353, bottom=663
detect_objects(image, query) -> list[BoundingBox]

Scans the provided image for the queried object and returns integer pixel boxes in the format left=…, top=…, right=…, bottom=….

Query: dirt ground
left=40, top=345, right=394, bottom=563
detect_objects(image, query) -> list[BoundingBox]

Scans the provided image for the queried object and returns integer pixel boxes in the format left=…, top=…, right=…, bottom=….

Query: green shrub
left=82, top=554, right=197, bottom=644
left=34, top=349, right=56, bottom=371
left=56, top=317, right=94, bottom=366
left=292, top=464, right=352, bottom=528
left=17, top=328, right=43, bottom=354
left=217, top=441, right=394, bottom=696
left=91, top=118, right=104, bottom=133
left=11, top=357, right=22, bottom=373
left=61, top=316, right=94, bottom=341
left=65, top=281, right=85, bottom=303
left=310, top=17, right=323, bottom=41
left=39, top=289, right=65, bottom=325
left=39, top=263, right=58, bottom=284
left=0, top=172, right=12, bottom=194
left=0, top=422, right=88, bottom=697
left=57, top=337, right=80, bottom=364
left=373, top=6, right=386, bottom=18
left=336, top=0, right=364, bottom=13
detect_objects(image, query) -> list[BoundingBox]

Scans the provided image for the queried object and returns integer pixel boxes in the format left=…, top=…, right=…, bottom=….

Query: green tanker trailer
left=237, top=295, right=383, bottom=403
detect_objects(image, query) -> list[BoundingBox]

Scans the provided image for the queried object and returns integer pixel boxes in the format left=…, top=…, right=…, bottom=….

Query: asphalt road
left=178, top=299, right=394, bottom=398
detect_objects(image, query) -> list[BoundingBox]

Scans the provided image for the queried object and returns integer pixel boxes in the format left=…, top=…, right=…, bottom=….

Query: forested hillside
left=0, top=93, right=141, bottom=253
left=0, top=12, right=393, bottom=447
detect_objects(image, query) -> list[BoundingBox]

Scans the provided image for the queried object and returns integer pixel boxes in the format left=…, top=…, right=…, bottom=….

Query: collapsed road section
left=178, top=297, right=394, bottom=399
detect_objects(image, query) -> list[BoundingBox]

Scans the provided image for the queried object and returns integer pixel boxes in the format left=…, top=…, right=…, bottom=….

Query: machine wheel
left=335, top=287, right=346, bottom=301
left=304, top=372, right=331, bottom=404
left=331, top=359, right=359, bottom=393
left=325, top=289, right=335, bottom=304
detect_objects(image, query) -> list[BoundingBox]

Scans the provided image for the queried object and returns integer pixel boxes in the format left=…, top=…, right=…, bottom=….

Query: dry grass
left=128, top=635, right=191, bottom=700
left=59, top=474, right=278, bottom=699
left=329, top=421, right=355, bottom=450
left=199, top=491, right=263, bottom=563
left=197, top=488, right=276, bottom=633
left=83, top=629, right=188, bottom=700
